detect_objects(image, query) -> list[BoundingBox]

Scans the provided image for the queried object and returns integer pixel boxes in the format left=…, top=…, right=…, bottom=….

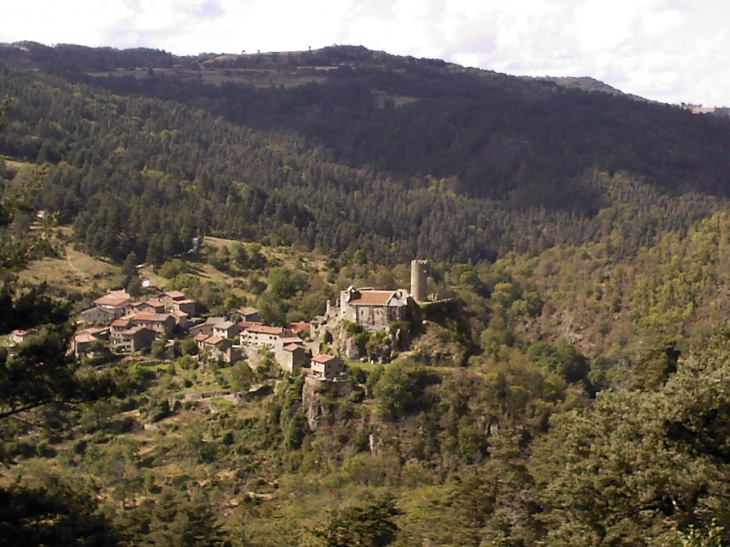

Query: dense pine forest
left=3, top=42, right=730, bottom=546
left=2, top=43, right=730, bottom=265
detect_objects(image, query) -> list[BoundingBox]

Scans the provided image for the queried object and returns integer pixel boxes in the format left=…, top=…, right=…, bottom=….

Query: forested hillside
left=2, top=43, right=730, bottom=266
left=5, top=42, right=730, bottom=547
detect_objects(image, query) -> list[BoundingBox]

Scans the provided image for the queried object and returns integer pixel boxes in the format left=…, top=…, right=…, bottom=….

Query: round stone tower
left=410, top=260, right=428, bottom=302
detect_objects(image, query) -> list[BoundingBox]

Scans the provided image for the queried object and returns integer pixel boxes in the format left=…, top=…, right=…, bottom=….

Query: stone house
left=170, top=310, right=190, bottom=328
left=195, top=334, right=239, bottom=363
left=10, top=328, right=37, bottom=345
left=172, top=298, right=197, bottom=316
left=273, top=336, right=306, bottom=369
left=71, top=327, right=109, bottom=356
left=93, top=290, right=132, bottom=319
left=288, top=322, right=310, bottom=336
left=237, top=320, right=262, bottom=332
left=232, top=307, right=260, bottom=322
left=339, top=287, right=407, bottom=331
left=240, top=325, right=293, bottom=350
left=79, top=306, right=116, bottom=326
left=70, top=329, right=105, bottom=356
left=112, top=326, right=157, bottom=352
left=189, top=317, right=227, bottom=338
left=77, top=326, right=109, bottom=340
left=72, top=333, right=99, bottom=356
left=280, top=344, right=308, bottom=373
left=136, top=299, right=166, bottom=314
left=159, top=290, right=187, bottom=306
left=110, top=318, right=132, bottom=334
left=128, top=313, right=175, bottom=338
left=212, top=321, right=243, bottom=340
left=310, top=354, right=347, bottom=381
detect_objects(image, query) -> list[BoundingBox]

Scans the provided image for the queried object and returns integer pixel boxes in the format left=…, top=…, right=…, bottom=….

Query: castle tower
left=411, top=260, right=428, bottom=302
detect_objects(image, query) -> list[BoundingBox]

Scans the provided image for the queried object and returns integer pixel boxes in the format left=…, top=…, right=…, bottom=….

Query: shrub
left=150, top=399, right=171, bottom=423
left=373, top=360, right=440, bottom=420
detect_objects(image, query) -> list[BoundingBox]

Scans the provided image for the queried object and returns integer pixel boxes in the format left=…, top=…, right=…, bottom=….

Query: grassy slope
left=17, top=232, right=331, bottom=304
left=16, top=245, right=123, bottom=295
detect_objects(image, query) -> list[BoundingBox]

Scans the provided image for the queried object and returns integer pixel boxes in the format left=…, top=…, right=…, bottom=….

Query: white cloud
left=643, top=9, right=683, bottom=35
left=1, top=0, right=730, bottom=106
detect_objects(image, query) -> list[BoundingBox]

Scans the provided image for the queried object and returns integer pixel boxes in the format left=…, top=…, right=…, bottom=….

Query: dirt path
left=66, top=251, right=89, bottom=282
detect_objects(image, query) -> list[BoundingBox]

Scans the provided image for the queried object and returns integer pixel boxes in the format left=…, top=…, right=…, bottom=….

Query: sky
left=2, top=0, right=728, bottom=106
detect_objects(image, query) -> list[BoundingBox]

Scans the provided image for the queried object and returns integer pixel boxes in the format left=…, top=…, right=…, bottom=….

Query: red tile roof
left=11, top=328, right=37, bottom=337
left=131, top=313, right=172, bottom=323
left=131, top=313, right=154, bottom=321
left=288, top=322, right=310, bottom=333
left=194, top=333, right=210, bottom=342
left=311, top=354, right=337, bottom=364
left=94, top=290, right=130, bottom=307
left=111, top=319, right=131, bottom=328
left=237, top=321, right=263, bottom=329
left=347, top=290, right=400, bottom=306
left=245, top=325, right=285, bottom=335
left=283, top=343, right=305, bottom=352
left=163, top=290, right=187, bottom=300
left=78, top=327, right=108, bottom=337
left=279, top=336, right=303, bottom=345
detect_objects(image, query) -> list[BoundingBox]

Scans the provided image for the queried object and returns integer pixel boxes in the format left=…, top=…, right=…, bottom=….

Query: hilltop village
left=10, top=260, right=433, bottom=386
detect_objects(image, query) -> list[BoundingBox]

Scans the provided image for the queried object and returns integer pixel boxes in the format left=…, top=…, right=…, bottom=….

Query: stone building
left=92, top=290, right=132, bottom=318
left=240, top=325, right=293, bottom=350
left=10, top=328, right=37, bottom=345
left=111, top=326, right=157, bottom=352
left=339, top=287, right=408, bottom=331
left=410, top=259, right=428, bottom=302
left=212, top=321, right=243, bottom=340
left=310, top=354, right=347, bottom=381
left=188, top=317, right=227, bottom=338
left=195, top=334, right=240, bottom=363
left=136, top=299, right=166, bottom=314
left=79, top=306, right=116, bottom=326
left=280, top=344, right=308, bottom=373
left=71, top=328, right=109, bottom=357
left=128, top=313, right=176, bottom=338
left=232, top=307, right=260, bottom=322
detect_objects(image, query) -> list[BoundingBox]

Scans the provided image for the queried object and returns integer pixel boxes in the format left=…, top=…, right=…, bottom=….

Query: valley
left=2, top=43, right=730, bottom=546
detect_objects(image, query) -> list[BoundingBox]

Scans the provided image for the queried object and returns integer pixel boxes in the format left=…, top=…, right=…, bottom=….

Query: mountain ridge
left=2, top=43, right=730, bottom=265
